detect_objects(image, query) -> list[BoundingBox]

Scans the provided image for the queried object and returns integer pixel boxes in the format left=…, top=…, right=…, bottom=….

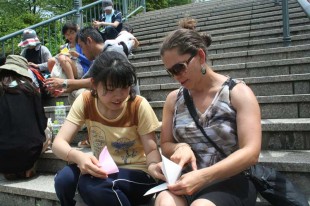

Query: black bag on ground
left=247, top=164, right=309, bottom=206
left=183, top=85, right=309, bottom=206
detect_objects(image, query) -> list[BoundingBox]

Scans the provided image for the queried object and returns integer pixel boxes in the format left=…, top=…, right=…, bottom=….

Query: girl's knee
left=191, top=199, right=216, bottom=206
left=54, top=166, right=79, bottom=192
left=58, top=55, right=70, bottom=63
left=155, top=191, right=186, bottom=206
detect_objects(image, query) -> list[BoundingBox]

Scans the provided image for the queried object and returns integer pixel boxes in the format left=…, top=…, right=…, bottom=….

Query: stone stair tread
left=0, top=173, right=58, bottom=201
left=2, top=149, right=307, bottom=203
left=259, top=150, right=310, bottom=172
left=40, top=147, right=310, bottom=173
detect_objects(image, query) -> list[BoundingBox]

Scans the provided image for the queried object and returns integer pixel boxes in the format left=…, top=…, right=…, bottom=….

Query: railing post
left=74, top=0, right=82, bottom=27
left=122, top=0, right=128, bottom=21
left=282, top=0, right=291, bottom=46
left=142, top=0, right=146, bottom=13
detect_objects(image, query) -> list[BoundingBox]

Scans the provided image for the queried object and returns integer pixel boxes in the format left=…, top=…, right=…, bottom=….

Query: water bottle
left=52, top=120, right=60, bottom=140
left=54, top=101, right=60, bottom=123
left=54, top=101, right=66, bottom=124
left=58, top=102, right=66, bottom=124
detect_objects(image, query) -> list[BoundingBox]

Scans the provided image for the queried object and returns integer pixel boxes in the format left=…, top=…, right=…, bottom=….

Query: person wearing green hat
left=0, top=55, right=50, bottom=180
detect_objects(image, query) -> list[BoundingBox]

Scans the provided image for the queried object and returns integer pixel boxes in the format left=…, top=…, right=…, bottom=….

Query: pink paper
left=99, top=146, right=119, bottom=174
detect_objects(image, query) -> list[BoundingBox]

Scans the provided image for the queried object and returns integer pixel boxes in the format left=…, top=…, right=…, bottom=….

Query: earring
left=201, top=65, right=206, bottom=75
left=91, top=89, right=98, bottom=97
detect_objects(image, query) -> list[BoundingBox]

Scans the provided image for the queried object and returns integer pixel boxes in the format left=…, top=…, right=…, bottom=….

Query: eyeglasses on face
left=165, top=52, right=197, bottom=77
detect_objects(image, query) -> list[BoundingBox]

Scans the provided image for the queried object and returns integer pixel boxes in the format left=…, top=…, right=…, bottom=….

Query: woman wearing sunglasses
left=155, top=27, right=261, bottom=206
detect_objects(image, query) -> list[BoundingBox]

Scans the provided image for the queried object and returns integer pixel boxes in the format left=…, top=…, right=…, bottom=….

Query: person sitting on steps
left=48, top=22, right=92, bottom=80
left=0, top=55, right=51, bottom=180
left=92, top=0, right=122, bottom=42
left=18, top=29, right=52, bottom=75
left=154, top=20, right=261, bottom=206
left=52, top=51, right=164, bottom=206
left=45, top=27, right=140, bottom=148
left=103, top=23, right=140, bottom=57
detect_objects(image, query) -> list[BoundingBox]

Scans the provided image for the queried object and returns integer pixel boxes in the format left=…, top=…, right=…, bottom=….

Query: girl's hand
left=168, top=170, right=206, bottom=196
left=170, top=144, right=197, bottom=170
left=148, top=162, right=165, bottom=181
left=69, top=50, right=79, bottom=58
left=77, top=153, right=108, bottom=179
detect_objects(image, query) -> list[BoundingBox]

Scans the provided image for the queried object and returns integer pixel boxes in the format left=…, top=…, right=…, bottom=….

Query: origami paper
left=60, top=47, right=70, bottom=55
left=98, top=146, right=119, bottom=174
left=144, top=155, right=182, bottom=196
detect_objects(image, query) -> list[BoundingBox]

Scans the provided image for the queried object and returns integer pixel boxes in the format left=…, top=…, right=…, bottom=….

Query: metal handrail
left=297, top=0, right=310, bottom=18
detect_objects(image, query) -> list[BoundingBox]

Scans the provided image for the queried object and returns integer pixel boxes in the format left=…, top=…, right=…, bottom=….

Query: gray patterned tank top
left=173, top=78, right=242, bottom=169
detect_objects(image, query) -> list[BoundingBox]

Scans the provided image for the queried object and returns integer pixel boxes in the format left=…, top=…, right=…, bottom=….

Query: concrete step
left=138, top=72, right=310, bottom=97
left=135, top=18, right=309, bottom=45
left=130, top=0, right=299, bottom=30
left=133, top=5, right=304, bottom=34
left=153, top=117, right=310, bottom=150
left=37, top=148, right=310, bottom=180
left=148, top=92, right=310, bottom=118
left=1, top=150, right=308, bottom=205
left=130, top=43, right=310, bottom=64
left=145, top=91, right=310, bottom=118
left=133, top=4, right=305, bottom=39
left=137, top=23, right=310, bottom=48
left=133, top=56, right=310, bottom=77
left=132, top=1, right=307, bottom=40
left=44, top=92, right=310, bottom=120
left=133, top=33, right=310, bottom=55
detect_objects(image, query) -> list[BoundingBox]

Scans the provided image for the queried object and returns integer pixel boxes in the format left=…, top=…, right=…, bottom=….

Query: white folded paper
left=144, top=155, right=182, bottom=196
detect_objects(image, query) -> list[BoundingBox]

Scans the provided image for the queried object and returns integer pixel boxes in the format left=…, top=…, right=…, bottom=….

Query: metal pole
left=142, top=0, right=146, bottom=13
left=122, top=0, right=128, bottom=21
left=74, top=0, right=82, bottom=27
left=282, top=0, right=291, bottom=46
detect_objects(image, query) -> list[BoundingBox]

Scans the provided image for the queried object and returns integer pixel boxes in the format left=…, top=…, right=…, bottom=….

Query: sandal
left=77, top=139, right=91, bottom=148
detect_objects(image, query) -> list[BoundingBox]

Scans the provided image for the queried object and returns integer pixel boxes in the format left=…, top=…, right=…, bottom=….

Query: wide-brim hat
left=0, top=55, right=32, bottom=79
left=102, top=0, right=113, bottom=10
left=18, top=29, right=41, bottom=48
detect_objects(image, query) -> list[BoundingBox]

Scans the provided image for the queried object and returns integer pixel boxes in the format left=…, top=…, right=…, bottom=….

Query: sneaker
left=78, top=139, right=90, bottom=148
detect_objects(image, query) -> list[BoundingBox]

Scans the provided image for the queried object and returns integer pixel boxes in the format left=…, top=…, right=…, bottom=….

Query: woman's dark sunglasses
left=165, top=52, right=197, bottom=77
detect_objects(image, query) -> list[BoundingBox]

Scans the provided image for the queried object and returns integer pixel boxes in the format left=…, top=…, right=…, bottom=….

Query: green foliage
left=146, top=0, right=169, bottom=11
left=146, top=0, right=191, bottom=11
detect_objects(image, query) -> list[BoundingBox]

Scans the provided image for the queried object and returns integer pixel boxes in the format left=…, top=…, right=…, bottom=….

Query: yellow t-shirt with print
left=67, top=91, right=160, bottom=173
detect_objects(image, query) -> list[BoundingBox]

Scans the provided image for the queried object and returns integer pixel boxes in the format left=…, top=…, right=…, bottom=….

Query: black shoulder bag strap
left=183, top=88, right=227, bottom=158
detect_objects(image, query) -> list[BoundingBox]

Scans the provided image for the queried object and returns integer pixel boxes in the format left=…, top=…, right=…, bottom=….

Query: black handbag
left=183, top=87, right=309, bottom=206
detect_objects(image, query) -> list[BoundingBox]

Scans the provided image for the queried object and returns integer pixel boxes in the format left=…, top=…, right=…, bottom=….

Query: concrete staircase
left=1, top=0, right=310, bottom=205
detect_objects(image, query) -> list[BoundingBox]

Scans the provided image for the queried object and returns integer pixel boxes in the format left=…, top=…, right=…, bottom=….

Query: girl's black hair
left=0, top=70, right=39, bottom=97
left=62, top=22, right=79, bottom=35
left=90, top=51, right=137, bottom=100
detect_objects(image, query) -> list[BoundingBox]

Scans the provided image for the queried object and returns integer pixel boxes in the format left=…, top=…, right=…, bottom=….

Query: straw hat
left=0, top=55, right=32, bottom=79
left=18, top=29, right=41, bottom=48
